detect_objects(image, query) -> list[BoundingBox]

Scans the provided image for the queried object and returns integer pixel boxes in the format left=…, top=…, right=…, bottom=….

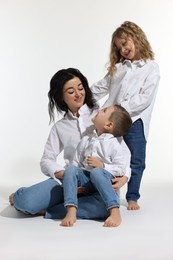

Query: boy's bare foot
left=9, top=193, right=14, bottom=205
left=61, top=206, right=77, bottom=227
left=127, top=200, right=140, bottom=210
left=104, top=207, right=121, bottom=227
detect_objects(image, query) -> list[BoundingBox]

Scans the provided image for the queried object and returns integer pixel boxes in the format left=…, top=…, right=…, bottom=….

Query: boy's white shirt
left=72, top=130, right=131, bottom=180
left=91, top=59, right=160, bottom=140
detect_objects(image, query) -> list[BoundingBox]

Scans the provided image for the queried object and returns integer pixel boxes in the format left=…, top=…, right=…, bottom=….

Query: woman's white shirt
left=40, top=104, right=96, bottom=183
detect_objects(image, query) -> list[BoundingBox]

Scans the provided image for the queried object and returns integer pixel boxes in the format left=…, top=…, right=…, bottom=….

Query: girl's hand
left=87, top=156, right=104, bottom=168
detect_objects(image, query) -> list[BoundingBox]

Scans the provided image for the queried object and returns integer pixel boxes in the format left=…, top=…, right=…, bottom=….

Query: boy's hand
left=87, top=156, right=104, bottom=168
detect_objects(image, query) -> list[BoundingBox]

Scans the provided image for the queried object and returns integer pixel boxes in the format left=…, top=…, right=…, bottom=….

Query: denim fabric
left=62, top=165, right=120, bottom=210
left=13, top=177, right=109, bottom=219
left=124, top=119, right=147, bottom=202
left=13, top=178, right=64, bottom=214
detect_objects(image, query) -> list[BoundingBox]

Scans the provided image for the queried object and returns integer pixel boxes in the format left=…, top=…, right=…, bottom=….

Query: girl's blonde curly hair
left=107, top=21, right=155, bottom=76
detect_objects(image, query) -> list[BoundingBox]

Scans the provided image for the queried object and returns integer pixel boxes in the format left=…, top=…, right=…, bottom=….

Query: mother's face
left=63, top=77, right=86, bottom=115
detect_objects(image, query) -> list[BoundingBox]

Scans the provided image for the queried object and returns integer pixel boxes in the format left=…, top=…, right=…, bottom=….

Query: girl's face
left=63, top=77, right=85, bottom=115
left=114, top=37, right=136, bottom=60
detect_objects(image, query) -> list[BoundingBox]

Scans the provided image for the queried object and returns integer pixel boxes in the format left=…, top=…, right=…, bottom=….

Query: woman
left=9, top=68, right=129, bottom=220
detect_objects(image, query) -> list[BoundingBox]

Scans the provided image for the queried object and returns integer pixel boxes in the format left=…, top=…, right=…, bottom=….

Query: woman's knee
left=13, top=187, right=38, bottom=214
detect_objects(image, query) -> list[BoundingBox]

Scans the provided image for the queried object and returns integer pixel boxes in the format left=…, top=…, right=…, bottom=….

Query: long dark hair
left=48, top=68, right=97, bottom=123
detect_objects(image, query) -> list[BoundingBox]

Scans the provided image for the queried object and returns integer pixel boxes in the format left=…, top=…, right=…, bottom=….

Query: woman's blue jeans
left=62, top=165, right=120, bottom=210
left=13, top=177, right=109, bottom=219
left=123, top=119, right=147, bottom=202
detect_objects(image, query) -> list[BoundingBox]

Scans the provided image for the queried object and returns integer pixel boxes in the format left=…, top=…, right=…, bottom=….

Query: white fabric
left=72, top=130, right=131, bottom=180
left=40, top=104, right=96, bottom=183
left=91, top=59, right=160, bottom=139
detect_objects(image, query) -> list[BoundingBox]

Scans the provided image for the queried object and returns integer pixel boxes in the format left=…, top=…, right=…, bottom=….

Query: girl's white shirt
left=72, top=130, right=131, bottom=180
left=91, top=60, right=160, bottom=139
left=40, top=104, right=131, bottom=184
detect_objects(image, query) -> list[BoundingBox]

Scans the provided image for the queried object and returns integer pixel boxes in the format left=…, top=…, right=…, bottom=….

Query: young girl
left=91, top=21, right=160, bottom=210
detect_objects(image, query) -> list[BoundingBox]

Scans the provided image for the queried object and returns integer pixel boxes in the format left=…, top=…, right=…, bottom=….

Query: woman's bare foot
left=127, top=200, right=140, bottom=210
left=9, top=193, right=14, bottom=206
left=61, top=206, right=77, bottom=227
left=104, top=207, right=122, bottom=227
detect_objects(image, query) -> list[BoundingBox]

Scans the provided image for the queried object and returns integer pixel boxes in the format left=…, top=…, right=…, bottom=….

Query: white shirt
left=40, top=104, right=96, bottom=183
left=72, top=130, right=131, bottom=180
left=91, top=60, right=160, bottom=139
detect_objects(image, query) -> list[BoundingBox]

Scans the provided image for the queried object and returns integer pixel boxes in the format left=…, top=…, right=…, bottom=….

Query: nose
left=74, top=90, right=80, bottom=97
left=120, top=46, right=126, bottom=54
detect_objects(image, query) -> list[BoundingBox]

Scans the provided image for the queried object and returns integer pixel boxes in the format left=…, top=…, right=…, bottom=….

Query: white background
left=0, top=0, right=172, bottom=187
left=0, top=2, right=173, bottom=260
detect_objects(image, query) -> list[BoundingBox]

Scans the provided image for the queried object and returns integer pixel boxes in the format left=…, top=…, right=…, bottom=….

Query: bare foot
left=9, top=193, right=14, bottom=205
left=61, top=206, right=77, bottom=227
left=127, top=200, right=140, bottom=210
left=104, top=207, right=122, bottom=227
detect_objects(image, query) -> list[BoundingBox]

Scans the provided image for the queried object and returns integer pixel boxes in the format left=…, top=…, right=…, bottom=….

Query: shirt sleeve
left=40, top=124, right=64, bottom=182
left=104, top=139, right=131, bottom=181
left=90, top=75, right=111, bottom=101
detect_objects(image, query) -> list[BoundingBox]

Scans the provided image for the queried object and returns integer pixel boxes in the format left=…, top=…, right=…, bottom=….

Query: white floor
left=0, top=181, right=173, bottom=260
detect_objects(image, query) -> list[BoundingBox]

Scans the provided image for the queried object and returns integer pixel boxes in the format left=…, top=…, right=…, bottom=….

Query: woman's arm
left=40, top=124, right=64, bottom=179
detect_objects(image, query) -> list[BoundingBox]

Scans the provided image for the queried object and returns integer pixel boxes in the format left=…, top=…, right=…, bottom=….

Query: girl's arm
left=90, top=75, right=111, bottom=101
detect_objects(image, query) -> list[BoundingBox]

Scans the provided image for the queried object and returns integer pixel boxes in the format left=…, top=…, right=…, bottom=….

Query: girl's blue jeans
left=124, top=119, right=147, bottom=202
left=62, top=165, right=120, bottom=210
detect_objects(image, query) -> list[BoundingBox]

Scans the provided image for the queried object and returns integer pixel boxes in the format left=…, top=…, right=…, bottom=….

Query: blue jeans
left=124, top=119, right=146, bottom=202
left=13, top=178, right=109, bottom=219
left=63, top=165, right=120, bottom=210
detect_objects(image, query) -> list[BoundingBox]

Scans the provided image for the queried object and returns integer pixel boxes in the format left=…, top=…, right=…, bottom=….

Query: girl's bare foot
left=9, top=193, right=14, bottom=205
left=104, top=207, right=122, bottom=227
left=127, top=200, right=140, bottom=210
left=61, top=206, right=77, bottom=227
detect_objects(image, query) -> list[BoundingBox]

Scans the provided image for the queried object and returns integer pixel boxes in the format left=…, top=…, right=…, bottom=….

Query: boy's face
left=114, top=37, right=136, bottom=60
left=92, top=106, right=115, bottom=130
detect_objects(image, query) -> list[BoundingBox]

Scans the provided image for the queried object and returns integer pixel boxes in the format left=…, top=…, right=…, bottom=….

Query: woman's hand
left=112, top=176, right=128, bottom=191
left=54, top=170, right=64, bottom=179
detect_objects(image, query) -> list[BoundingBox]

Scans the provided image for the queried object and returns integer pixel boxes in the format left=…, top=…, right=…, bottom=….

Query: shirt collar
left=65, top=104, right=96, bottom=119
left=123, top=59, right=146, bottom=67
left=93, top=129, right=114, bottom=139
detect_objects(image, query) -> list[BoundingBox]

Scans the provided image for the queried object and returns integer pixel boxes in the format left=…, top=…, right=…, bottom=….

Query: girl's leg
left=12, top=178, right=64, bottom=215
left=124, top=119, right=146, bottom=210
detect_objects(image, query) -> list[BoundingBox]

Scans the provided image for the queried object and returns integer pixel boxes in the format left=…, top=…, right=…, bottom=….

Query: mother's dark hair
left=48, top=68, right=96, bottom=123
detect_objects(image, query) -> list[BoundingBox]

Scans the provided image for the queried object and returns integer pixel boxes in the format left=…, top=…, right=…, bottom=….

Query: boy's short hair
left=109, top=105, right=132, bottom=137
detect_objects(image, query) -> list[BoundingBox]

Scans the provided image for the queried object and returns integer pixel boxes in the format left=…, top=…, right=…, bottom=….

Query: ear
left=104, top=121, right=114, bottom=131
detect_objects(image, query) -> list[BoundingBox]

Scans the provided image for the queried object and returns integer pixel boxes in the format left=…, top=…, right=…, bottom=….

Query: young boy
left=61, top=105, right=132, bottom=227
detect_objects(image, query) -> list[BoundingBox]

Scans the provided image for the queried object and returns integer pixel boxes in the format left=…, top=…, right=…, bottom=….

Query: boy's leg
left=124, top=119, right=146, bottom=210
left=90, top=168, right=121, bottom=227
left=45, top=192, right=109, bottom=220
left=61, top=165, right=89, bottom=226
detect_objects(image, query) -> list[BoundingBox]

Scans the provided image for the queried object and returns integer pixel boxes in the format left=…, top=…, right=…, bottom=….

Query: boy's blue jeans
left=13, top=177, right=110, bottom=219
left=62, top=165, right=120, bottom=210
left=124, top=119, right=147, bottom=202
